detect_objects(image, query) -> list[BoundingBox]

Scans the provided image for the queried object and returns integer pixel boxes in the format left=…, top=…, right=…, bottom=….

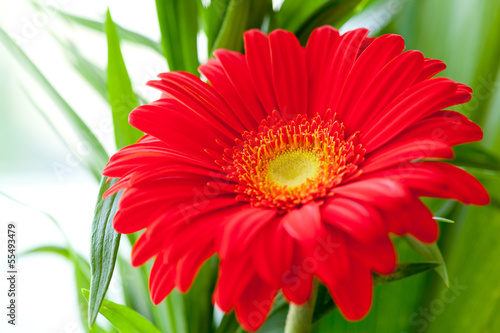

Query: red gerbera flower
left=103, top=26, right=489, bottom=331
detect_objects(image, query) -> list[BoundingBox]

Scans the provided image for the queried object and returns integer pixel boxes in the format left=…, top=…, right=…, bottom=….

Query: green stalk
left=284, top=279, right=320, bottom=333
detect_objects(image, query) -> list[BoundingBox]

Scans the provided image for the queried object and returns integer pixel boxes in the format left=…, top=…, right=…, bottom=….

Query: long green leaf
left=23, top=92, right=102, bottom=181
left=201, top=0, right=230, bottom=56
left=106, top=10, right=143, bottom=149
left=82, top=289, right=161, bottom=333
left=0, top=28, right=109, bottom=178
left=451, top=144, right=500, bottom=171
left=426, top=177, right=500, bottom=332
left=23, top=246, right=100, bottom=332
left=274, top=0, right=326, bottom=32
left=29, top=1, right=162, bottom=54
left=295, top=0, right=366, bottom=44
left=405, top=235, right=450, bottom=287
left=89, top=177, right=122, bottom=327
left=207, top=0, right=270, bottom=54
left=184, top=257, right=218, bottom=333
left=52, top=35, right=108, bottom=102
left=117, top=257, right=154, bottom=323
left=211, top=0, right=251, bottom=52
left=156, top=0, right=200, bottom=74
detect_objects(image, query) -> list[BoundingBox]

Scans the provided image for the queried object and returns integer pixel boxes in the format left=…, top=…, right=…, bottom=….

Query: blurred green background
left=1, top=0, right=499, bottom=332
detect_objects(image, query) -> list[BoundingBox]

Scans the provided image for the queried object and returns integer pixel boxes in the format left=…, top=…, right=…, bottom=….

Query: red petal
left=214, top=49, right=268, bottom=120
left=215, top=257, right=254, bottom=312
left=347, top=235, right=396, bottom=275
left=219, top=207, right=277, bottom=259
left=282, top=202, right=324, bottom=242
left=243, top=29, right=280, bottom=115
left=376, top=162, right=489, bottom=205
left=329, top=259, right=372, bottom=320
left=338, top=34, right=405, bottom=132
left=322, top=198, right=386, bottom=243
left=416, top=58, right=447, bottom=82
left=305, top=26, right=340, bottom=118
left=353, top=50, right=424, bottom=133
left=269, top=29, right=308, bottom=120
left=315, top=230, right=350, bottom=290
left=334, top=178, right=409, bottom=209
left=405, top=196, right=439, bottom=243
left=149, top=252, right=175, bottom=304
left=234, top=275, right=278, bottom=332
left=322, top=28, right=369, bottom=118
left=199, top=58, right=259, bottom=131
left=175, top=241, right=215, bottom=292
left=363, top=78, right=472, bottom=151
left=129, top=101, right=226, bottom=153
left=362, top=139, right=453, bottom=174
left=251, top=219, right=294, bottom=287
left=149, top=72, right=246, bottom=134
left=131, top=198, right=239, bottom=266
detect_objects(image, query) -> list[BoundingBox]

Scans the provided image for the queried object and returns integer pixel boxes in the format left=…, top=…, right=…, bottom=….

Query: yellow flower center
left=267, top=149, right=320, bottom=188
left=222, top=113, right=365, bottom=211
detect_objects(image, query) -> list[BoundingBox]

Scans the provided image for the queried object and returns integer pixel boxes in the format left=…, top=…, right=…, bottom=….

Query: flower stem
left=284, top=279, right=320, bottom=333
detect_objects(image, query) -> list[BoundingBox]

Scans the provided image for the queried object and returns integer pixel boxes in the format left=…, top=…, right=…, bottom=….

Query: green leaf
left=82, top=289, right=161, bottom=333
left=216, top=312, right=241, bottom=333
left=29, top=1, right=162, bottom=54
left=211, top=0, right=251, bottom=52
left=405, top=235, right=450, bottom=287
left=373, top=262, right=441, bottom=285
left=206, top=0, right=270, bottom=54
left=450, top=144, right=500, bottom=171
left=155, top=0, right=200, bottom=74
left=426, top=189, right=500, bottom=332
left=295, top=0, right=366, bottom=44
left=105, top=10, right=143, bottom=149
left=0, top=28, right=109, bottom=179
left=51, top=35, right=108, bottom=102
left=23, top=245, right=72, bottom=260
left=274, top=0, right=326, bottom=32
left=183, top=257, right=218, bottom=333
left=23, top=245, right=106, bottom=333
left=216, top=292, right=289, bottom=333
left=433, top=217, right=455, bottom=224
left=117, top=257, right=154, bottom=323
left=22, top=93, right=102, bottom=181
left=89, top=177, right=122, bottom=328
left=201, top=0, right=230, bottom=56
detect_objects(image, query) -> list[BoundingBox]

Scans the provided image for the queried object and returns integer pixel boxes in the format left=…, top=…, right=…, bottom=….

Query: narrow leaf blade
left=405, top=235, right=450, bottom=287
left=82, top=289, right=161, bottom=333
left=155, top=0, right=200, bottom=74
left=89, top=177, right=122, bottom=327
left=106, top=10, right=143, bottom=149
left=0, top=28, right=109, bottom=177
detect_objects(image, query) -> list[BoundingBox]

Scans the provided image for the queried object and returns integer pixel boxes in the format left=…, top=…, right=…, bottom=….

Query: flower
left=103, top=26, right=489, bottom=331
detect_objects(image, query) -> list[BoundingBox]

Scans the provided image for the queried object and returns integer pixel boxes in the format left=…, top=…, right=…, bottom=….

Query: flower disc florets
left=223, top=113, right=366, bottom=210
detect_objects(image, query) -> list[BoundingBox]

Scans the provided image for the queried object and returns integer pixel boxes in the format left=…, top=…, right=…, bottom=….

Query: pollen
left=221, top=113, right=365, bottom=211
left=267, top=149, right=320, bottom=188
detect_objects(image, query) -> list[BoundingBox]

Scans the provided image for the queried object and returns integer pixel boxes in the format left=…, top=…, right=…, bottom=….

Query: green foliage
left=210, top=0, right=271, bottom=53
left=405, top=236, right=449, bottom=287
left=82, top=289, right=161, bottom=333
left=31, top=2, right=163, bottom=54
left=7, top=0, right=500, bottom=332
left=0, top=28, right=108, bottom=181
left=295, top=0, right=366, bottom=44
left=89, top=177, right=122, bottom=328
left=155, top=0, right=200, bottom=74
left=105, top=10, right=143, bottom=149
left=426, top=176, right=500, bottom=332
